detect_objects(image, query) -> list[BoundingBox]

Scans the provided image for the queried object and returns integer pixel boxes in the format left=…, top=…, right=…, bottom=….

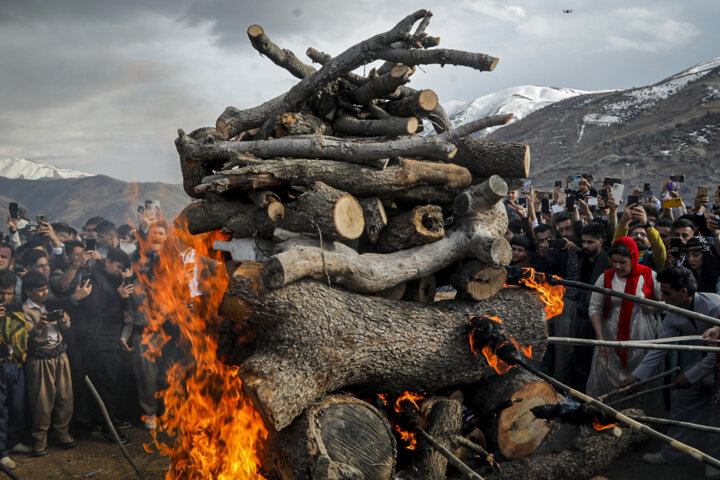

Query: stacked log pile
left=176, top=10, right=638, bottom=480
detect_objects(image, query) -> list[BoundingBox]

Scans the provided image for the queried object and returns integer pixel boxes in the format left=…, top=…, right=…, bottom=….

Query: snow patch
left=583, top=113, right=621, bottom=126
left=0, top=158, right=95, bottom=180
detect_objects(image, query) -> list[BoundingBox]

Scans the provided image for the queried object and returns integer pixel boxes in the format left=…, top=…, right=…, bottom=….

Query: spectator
left=586, top=237, right=662, bottom=412
left=22, top=249, right=51, bottom=283
left=624, top=267, right=720, bottom=474
left=22, top=271, right=76, bottom=456
left=509, top=235, right=533, bottom=268
left=76, top=248, right=133, bottom=443
left=503, top=189, right=521, bottom=221
left=117, top=224, right=137, bottom=256
left=95, top=221, right=119, bottom=259
left=534, top=224, right=554, bottom=256
left=0, top=242, right=13, bottom=273
left=671, top=218, right=696, bottom=245
left=684, top=237, right=720, bottom=294
left=82, top=216, right=106, bottom=241
left=50, top=223, right=77, bottom=244
left=504, top=218, right=524, bottom=242
left=0, top=270, right=32, bottom=468
left=614, top=204, right=666, bottom=271
left=654, top=218, right=673, bottom=249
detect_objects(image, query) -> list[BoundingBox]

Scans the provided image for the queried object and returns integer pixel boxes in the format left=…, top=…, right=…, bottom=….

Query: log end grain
left=267, top=201, right=285, bottom=222
left=334, top=195, right=365, bottom=240
left=407, top=116, right=419, bottom=134
left=247, top=24, right=264, bottom=38
left=467, top=266, right=508, bottom=301
left=498, top=381, right=557, bottom=459
left=418, top=89, right=439, bottom=112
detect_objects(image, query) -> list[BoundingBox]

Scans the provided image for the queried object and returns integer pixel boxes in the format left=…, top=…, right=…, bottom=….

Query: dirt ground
left=9, top=426, right=708, bottom=480
left=9, top=426, right=168, bottom=480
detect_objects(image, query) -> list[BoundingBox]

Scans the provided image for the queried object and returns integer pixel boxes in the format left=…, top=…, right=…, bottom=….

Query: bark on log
left=261, top=395, right=396, bottom=480
left=484, top=411, right=645, bottom=480
left=248, top=190, right=285, bottom=221
left=384, top=89, right=439, bottom=118
left=412, top=397, right=463, bottom=480
left=375, top=48, right=498, bottom=71
left=179, top=200, right=276, bottom=237
left=222, top=266, right=547, bottom=430
left=187, top=133, right=458, bottom=166
left=450, top=261, right=507, bottom=301
left=216, top=93, right=287, bottom=140
left=349, top=64, right=414, bottom=105
left=247, top=25, right=316, bottom=79
left=468, top=369, right=558, bottom=459
left=332, top=113, right=419, bottom=136
left=306, top=47, right=366, bottom=87
left=453, top=137, right=531, bottom=179
left=358, top=197, right=387, bottom=245
left=292, top=181, right=365, bottom=241
left=196, top=158, right=471, bottom=198
left=276, top=112, right=333, bottom=137
left=377, top=204, right=445, bottom=253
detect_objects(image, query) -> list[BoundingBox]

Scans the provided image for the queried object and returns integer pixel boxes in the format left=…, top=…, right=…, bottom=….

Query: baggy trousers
left=25, top=353, right=73, bottom=443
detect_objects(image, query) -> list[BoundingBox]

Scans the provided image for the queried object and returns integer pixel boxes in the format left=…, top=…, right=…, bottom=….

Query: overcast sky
left=1, top=0, right=718, bottom=183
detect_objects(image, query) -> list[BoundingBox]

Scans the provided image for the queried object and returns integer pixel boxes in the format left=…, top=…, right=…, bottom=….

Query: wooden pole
left=605, top=384, right=673, bottom=407
left=418, top=428, right=485, bottom=480
left=547, top=276, right=720, bottom=328
left=547, top=336, right=720, bottom=353
left=455, top=435, right=500, bottom=470
left=598, top=367, right=680, bottom=402
left=629, top=415, right=720, bottom=435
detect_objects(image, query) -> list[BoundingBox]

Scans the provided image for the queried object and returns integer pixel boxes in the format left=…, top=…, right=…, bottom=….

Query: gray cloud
left=0, top=0, right=718, bottom=183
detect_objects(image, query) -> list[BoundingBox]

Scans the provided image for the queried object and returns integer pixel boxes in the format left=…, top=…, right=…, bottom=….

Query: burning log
left=221, top=265, right=547, bottom=430
left=450, top=261, right=507, bottom=301
left=261, top=395, right=396, bottom=480
left=410, top=397, right=464, bottom=480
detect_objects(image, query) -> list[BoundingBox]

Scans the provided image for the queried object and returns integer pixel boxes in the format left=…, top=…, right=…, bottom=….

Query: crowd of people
left=503, top=175, right=720, bottom=478
left=0, top=206, right=199, bottom=469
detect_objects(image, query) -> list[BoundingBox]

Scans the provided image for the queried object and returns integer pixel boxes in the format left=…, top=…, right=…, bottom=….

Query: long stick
left=598, top=367, right=680, bottom=401
left=417, top=428, right=485, bottom=480
left=455, top=435, right=501, bottom=470
left=512, top=357, right=720, bottom=469
left=548, top=336, right=720, bottom=353
left=629, top=415, right=720, bottom=435
left=85, top=376, right=147, bottom=480
left=547, top=276, right=720, bottom=328
left=605, top=384, right=673, bottom=406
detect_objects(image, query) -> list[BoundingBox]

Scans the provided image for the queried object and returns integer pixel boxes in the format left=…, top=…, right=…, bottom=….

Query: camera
left=122, top=274, right=137, bottom=286
left=45, top=309, right=64, bottom=323
left=548, top=239, right=566, bottom=249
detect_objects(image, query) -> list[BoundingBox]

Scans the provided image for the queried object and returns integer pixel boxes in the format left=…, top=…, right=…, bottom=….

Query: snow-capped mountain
left=445, top=86, right=595, bottom=137
left=0, top=157, right=96, bottom=180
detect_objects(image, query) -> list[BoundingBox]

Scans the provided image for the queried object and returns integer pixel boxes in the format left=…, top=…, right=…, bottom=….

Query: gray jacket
left=632, top=292, right=720, bottom=385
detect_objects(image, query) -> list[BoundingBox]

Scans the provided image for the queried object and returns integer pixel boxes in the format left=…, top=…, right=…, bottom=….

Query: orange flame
left=469, top=316, right=533, bottom=375
left=592, top=418, right=619, bottom=431
left=481, top=344, right=515, bottom=375
left=377, top=393, right=388, bottom=406
left=394, top=391, right=424, bottom=413
left=519, top=268, right=565, bottom=318
left=393, top=423, right=418, bottom=450
left=138, top=220, right=267, bottom=479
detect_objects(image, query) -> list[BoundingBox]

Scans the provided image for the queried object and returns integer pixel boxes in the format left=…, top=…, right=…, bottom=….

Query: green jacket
left=0, top=310, right=29, bottom=366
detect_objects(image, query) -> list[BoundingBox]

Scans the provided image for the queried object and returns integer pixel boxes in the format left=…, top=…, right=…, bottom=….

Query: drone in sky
left=562, top=9, right=573, bottom=13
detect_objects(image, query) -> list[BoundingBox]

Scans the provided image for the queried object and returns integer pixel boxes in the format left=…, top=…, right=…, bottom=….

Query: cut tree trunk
left=402, top=275, right=436, bottom=303
left=332, top=113, right=419, bottom=136
left=468, top=369, right=557, bottom=459
left=358, top=197, right=387, bottom=245
left=450, top=261, right=507, bottom=301
left=261, top=395, right=396, bottom=480
left=384, top=89, right=438, bottom=118
left=263, top=176, right=510, bottom=292
left=348, top=64, right=414, bottom=105
left=179, top=201, right=276, bottom=237
left=247, top=25, right=316, bottom=79
left=377, top=204, right=445, bottom=253
left=248, top=190, right=285, bottom=221
left=276, top=112, right=332, bottom=137
left=221, top=264, right=547, bottom=430
left=411, top=397, right=463, bottom=480
left=484, top=411, right=645, bottom=480
left=196, top=158, right=471, bottom=198
left=292, top=181, right=365, bottom=241
left=452, top=137, right=531, bottom=179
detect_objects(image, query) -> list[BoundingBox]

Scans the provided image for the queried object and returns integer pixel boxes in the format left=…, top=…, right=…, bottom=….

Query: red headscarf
left=604, top=236, right=654, bottom=367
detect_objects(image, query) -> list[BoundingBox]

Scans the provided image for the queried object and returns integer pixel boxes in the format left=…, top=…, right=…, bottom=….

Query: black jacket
left=77, top=263, right=128, bottom=351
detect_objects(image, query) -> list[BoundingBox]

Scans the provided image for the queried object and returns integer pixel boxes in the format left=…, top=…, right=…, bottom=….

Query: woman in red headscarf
left=586, top=237, right=662, bottom=404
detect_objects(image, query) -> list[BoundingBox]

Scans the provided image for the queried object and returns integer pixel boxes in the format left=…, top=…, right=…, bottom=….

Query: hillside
left=486, top=57, right=720, bottom=193
left=0, top=175, right=189, bottom=229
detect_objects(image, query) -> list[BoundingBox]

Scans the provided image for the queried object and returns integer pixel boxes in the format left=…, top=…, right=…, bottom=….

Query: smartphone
left=517, top=197, right=527, bottom=208
left=710, top=216, right=720, bottom=225
left=555, top=180, right=563, bottom=189
left=643, top=188, right=654, bottom=200
left=536, top=192, right=553, bottom=200
left=9, top=202, right=18, bottom=219
left=603, top=177, right=622, bottom=187
left=667, top=181, right=678, bottom=192
left=541, top=198, right=550, bottom=214
left=548, top=239, right=566, bottom=249
left=566, top=194, right=576, bottom=210
left=137, top=205, right=145, bottom=215
left=669, top=237, right=683, bottom=254
left=669, top=175, right=685, bottom=183
left=13, top=264, right=25, bottom=275
left=24, top=224, right=38, bottom=233
left=551, top=204, right=565, bottom=214
left=145, top=200, right=160, bottom=221
left=568, top=175, right=582, bottom=190
left=587, top=197, right=598, bottom=207
left=36, top=214, right=48, bottom=226
left=627, top=195, right=639, bottom=206
left=699, top=186, right=708, bottom=197
left=611, top=183, right=625, bottom=204
left=122, top=275, right=136, bottom=286
left=45, top=309, right=64, bottom=323
left=599, top=189, right=609, bottom=202
left=85, top=238, right=96, bottom=251
left=522, top=178, right=532, bottom=194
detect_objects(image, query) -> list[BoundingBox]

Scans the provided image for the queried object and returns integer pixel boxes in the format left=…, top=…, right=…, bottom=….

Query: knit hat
left=684, top=236, right=711, bottom=253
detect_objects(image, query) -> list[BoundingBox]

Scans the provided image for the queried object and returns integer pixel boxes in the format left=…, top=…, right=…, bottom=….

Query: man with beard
left=571, top=222, right=611, bottom=391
